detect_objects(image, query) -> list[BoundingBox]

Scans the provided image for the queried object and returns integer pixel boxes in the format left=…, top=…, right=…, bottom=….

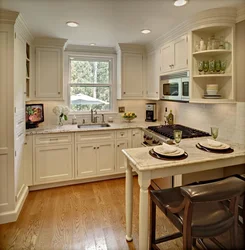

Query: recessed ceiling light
left=174, top=0, right=188, bottom=7
left=66, top=21, right=79, bottom=27
left=90, top=43, right=96, bottom=46
left=141, top=29, right=151, bottom=34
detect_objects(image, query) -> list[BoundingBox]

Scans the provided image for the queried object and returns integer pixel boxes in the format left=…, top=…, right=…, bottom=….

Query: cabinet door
left=131, top=129, right=143, bottom=148
left=36, top=47, right=62, bottom=99
left=146, top=51, right=159, bottom=99
left=14, top=33, right=25, bottom=110
left=77, top=143, right=97, bottom=178
left=160, top=43, right=173, bottom=74
left=173, top=35, right=188, bottom=71
left=122, top=53, right=143, bottom=97
left=97, top=142, right=115, bottom=174
left=34, top=144, right=73, bottom=184
left=116, top=139, right=128, bottom=173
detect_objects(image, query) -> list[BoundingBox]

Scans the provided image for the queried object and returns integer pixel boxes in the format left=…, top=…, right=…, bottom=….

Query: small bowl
left=123, top=117, right=136, bottom=122
left=206, top=90, right=218, bottom=95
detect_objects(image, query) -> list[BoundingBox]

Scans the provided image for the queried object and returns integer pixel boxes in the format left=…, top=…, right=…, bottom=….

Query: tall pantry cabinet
left=0, top=10, right=33, bottom=224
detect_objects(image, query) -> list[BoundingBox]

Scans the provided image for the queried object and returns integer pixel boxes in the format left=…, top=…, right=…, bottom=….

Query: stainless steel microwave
left=160, top=76, right=189, bottom=101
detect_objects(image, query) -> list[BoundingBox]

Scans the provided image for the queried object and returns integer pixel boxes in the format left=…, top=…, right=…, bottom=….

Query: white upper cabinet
left=36, top=48, right=61, bottom=98
left=34, top=38, right=67, bottom=100
left=146, top=50, right=160, bottom=99
left=160, top=35, right=188, bottom=75
left=117, top=44, right=145, bottom=99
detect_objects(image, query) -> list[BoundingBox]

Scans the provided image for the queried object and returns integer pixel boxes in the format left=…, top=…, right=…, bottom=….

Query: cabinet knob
left=123, top=92, right=126, bottom=94
left=94, top=147, right=96, bottom=149
left=58, top=92, right=60, bottom=94
left=156, top=92, right=158, bottom=94
left=117, top=145, right=119, bottom=147
left=97, top=147, right=99, bottom=149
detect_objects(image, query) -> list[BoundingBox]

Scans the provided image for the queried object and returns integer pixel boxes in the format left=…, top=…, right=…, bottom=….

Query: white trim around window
left=64, top=51, right=117, bottom=114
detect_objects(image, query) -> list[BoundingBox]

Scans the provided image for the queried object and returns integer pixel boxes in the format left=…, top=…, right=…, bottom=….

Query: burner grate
left=148, top=124, right=210, bottom=140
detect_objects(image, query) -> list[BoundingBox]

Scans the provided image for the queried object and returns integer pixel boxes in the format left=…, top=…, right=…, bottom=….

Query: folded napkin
left=207, top=139, right=223, bottom=147
left=161, top=143, right=178, bottom=154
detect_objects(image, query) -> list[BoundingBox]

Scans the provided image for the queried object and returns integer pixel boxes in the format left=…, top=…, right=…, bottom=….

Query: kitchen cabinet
left=190, top=25, right=235, bottom=103
left=116, top=139, right=129, bottom=173
left=117, top=44, right=145, bottom=99
left=131, top=129, right=143, bottom=148
left=160, top=35, right=188, bottom=75
left=33, top=133, right=74, bottom=185
left=23, top=135, right=33, bottom=186
left=146, top=50, right=160, bottom=99
left=34, top=38, right=67, bottom=100
left=76, top=131, right=115, bottom=178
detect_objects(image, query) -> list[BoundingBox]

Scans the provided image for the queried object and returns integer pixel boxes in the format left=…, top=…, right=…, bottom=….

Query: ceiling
left=2, top=0, right=244, bottom=47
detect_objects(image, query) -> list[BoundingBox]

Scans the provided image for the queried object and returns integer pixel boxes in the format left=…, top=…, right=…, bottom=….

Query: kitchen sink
left=77, top=123, right=111, bottom=129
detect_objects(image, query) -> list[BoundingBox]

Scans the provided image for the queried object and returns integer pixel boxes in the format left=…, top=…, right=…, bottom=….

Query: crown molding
left=118, top=43, right=146, bottom=53
left=0, top=9, right=19, bottom=24
left=65, top=44, right=116, bottom=54
left=236, top=4, right=245, bottom=23
left=15, top=14, right=34, bottom=44
left=146, top=7, right=237, bottom=52
left=34, top=37, right=68, bottom=49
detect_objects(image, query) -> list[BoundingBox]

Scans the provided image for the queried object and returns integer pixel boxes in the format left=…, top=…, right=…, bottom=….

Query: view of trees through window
left=69, top=59, right=111, bottom=111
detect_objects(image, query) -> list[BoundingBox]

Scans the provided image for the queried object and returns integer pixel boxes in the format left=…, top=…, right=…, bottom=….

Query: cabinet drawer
left=35, top=133, right=72, bottom=145
left=76, top=131, right=114, bottom=143
left=116, top=130, right=129, bottom=139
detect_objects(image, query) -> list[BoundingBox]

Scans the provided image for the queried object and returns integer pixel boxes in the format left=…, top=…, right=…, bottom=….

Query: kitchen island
left=122, top=137, right=245, bottom=250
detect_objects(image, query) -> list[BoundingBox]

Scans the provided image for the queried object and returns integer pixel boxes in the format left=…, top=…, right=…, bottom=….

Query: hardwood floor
left=0, top=177, right=244, bottom=250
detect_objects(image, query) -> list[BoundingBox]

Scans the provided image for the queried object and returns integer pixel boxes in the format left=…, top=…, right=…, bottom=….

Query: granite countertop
left=25, top=121, right=162, bottom=135
left=122, top=137, right=245, bottom=172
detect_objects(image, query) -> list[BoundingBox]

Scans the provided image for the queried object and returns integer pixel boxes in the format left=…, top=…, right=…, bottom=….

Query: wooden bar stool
left=149, top=177, right=245, bottom=250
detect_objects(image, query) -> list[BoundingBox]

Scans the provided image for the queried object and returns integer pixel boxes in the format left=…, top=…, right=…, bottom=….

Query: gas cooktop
left=147, top=124, right=210, bottom=140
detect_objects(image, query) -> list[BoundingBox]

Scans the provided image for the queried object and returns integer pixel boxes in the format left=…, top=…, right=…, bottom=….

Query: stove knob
left=143, top=134, right=147, bottom=139
left=153, top=140, right=159, bottom=144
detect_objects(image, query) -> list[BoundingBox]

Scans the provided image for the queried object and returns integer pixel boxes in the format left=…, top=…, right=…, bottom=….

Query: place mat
left=196, top=144, right=234, bottom=154
left=149, top=149, right=188, bottom=161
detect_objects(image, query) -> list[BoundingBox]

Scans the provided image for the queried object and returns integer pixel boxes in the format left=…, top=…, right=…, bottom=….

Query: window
left=68, top=55, right=114, bottom=112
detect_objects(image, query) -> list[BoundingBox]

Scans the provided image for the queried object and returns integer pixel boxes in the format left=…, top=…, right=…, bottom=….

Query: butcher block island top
left=122, top=137, right=245, bottom=250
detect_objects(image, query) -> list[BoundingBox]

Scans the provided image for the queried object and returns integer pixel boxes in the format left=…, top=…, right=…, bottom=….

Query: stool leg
left=149, top=198, right=156, bottom=249
left=183, top=200, right=193, bottom=250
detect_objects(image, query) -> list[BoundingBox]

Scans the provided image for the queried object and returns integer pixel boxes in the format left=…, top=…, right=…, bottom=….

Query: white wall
left=158, top=101, right=245, bottom=144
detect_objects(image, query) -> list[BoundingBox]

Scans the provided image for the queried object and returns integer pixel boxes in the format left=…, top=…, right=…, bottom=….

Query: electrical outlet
left=118, top=106, right=125, bottom=113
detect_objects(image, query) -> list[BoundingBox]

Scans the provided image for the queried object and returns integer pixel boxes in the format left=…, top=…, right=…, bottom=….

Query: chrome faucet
left=101, top=114, right=105, bottom=123
left=91, top=109, right=98, bottom=123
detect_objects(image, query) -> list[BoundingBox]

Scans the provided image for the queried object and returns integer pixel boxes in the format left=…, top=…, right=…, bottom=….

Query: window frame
left=64, top=51, right=117, bottom=114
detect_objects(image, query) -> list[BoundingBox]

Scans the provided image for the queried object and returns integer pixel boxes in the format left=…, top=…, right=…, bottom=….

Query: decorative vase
left=58, top=116, right=63, bottom=126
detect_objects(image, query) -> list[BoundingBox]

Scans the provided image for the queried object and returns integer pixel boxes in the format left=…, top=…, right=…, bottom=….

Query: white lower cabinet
left=76, top=141, right=115, bottom=178
left=33, top=133, right=74, bottom=185
left=116, top=139, right=129, bottom=173
left=131, top=129, right=143, bottom=148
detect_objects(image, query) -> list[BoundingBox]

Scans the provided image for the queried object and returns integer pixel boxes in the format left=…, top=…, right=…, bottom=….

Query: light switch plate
left=118, top=106, right=125, bottom=113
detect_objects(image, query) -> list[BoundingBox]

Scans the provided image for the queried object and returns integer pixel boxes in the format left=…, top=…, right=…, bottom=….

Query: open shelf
left=193, top=74, right=232, bottom=78
left=193, top=49, right=231, bottom=56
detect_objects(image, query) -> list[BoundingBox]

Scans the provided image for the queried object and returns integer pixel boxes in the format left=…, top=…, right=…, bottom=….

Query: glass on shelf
left=211, top=35, right=219, bottom=50
left=209, top=59, right=215, bottom=73
left=198, top=61, right=204, bottom=75
left=203, top=61, right=209, bottom=74
left=219, top=36, right=224, bottom=49
left=195, top=41, right=200, bottom=52
left=224, top=41, right=230, bottom=50
left=221, top=60, right=227, bottom=74
left=207, top=37, right=212, bottom=50
left=200, top=38, right=206, bottom=51
left=215, top=60, right=221, bottom=73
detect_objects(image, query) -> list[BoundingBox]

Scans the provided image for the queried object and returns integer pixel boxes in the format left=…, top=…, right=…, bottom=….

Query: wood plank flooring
left=0, top=177, right=244, bottom=250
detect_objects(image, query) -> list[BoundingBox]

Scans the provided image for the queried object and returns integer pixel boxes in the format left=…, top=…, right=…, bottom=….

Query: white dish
left=199, top=140, right=230, bottom=150
left=153, top=145, right=185, bottom=157
left=206, top=90, right=218, bottom=95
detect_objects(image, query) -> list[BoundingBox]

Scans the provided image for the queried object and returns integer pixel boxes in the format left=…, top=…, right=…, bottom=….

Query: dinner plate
left=199, top=141, right=230, bottom=150
left=153, top=146, right=185, bottom=157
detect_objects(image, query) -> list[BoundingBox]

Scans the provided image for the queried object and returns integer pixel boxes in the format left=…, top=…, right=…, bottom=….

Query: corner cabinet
left=146, top=50, right=160, bottom=99
left=117, top=44, right=145, bottom=99
left=190, top=25, right=235, bottom=103
left=160, top=35, right=189, bottom=75
left=34, top=38, right=67, bottom=100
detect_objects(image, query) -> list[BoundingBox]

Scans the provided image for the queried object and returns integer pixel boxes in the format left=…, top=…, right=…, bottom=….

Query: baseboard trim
left=0, top=185, right=29, bottom=224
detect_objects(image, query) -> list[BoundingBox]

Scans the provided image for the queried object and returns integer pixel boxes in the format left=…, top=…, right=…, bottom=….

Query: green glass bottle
left=168, top=110, right=174, bottom=125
